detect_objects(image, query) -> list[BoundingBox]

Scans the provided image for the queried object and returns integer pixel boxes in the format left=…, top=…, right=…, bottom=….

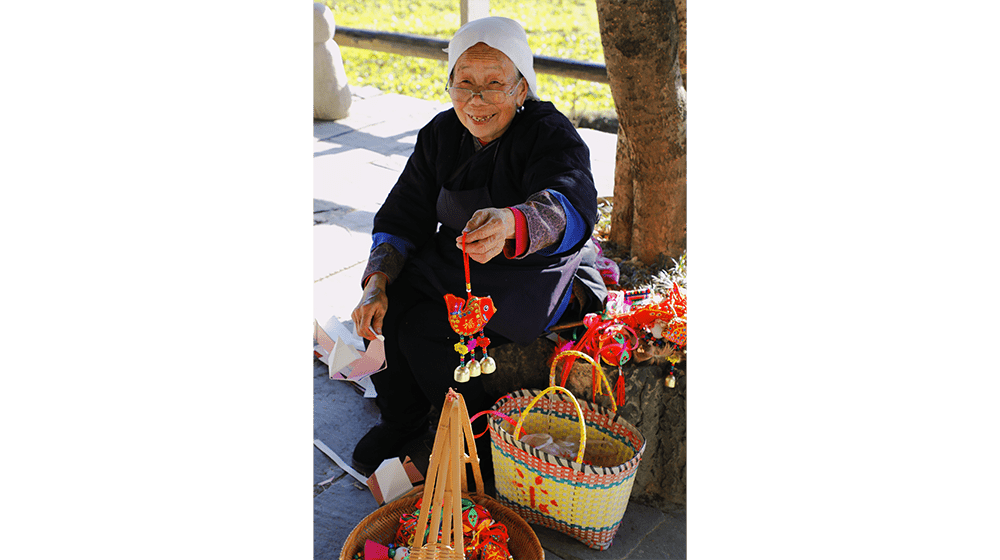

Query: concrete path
left=313, top=86, right=684, bottom=559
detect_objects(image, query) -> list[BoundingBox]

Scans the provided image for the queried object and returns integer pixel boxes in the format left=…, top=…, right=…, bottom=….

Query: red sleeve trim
left=503, top=207, right=529, bottom=258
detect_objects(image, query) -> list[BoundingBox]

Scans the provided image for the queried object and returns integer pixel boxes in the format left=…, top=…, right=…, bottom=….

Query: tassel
left=615, top=368, right=626, bottom=407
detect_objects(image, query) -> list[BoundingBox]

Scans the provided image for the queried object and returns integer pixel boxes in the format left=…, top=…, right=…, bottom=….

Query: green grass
left=324, top=0, right=615, bottom=117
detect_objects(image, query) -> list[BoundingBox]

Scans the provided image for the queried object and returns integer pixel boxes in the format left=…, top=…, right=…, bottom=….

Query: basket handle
left=512, top=385, right=586, bottom=464
left=549, top=350, right=617, bottom=413
left=468, top=409, right=516, bottom=439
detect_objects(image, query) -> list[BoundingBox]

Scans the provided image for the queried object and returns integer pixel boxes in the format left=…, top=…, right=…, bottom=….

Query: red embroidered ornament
left=444, top=232, right=498, bottom=383
left=395, top=498, right=512, bottom=560
left=597, top=324, right=638, bottom=406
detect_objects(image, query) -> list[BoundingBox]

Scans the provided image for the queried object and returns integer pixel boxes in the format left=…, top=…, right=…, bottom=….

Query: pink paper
left=344, top=337, right=387, bottom=379
left=364, top=539, right=389, bottom=560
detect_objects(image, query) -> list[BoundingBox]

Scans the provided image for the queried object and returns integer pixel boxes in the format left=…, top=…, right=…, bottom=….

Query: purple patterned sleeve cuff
left=361, top=242, right=405, bottom=287
left=509, top=190, right=568, bottom=258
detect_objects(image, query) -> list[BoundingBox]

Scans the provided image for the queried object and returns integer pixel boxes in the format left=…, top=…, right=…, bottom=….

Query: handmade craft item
left=340, top=390, right=543, bottom=560
left=488, top=356, right=646, bottom=550
left=395, top=497, right=512, bottom=560
left=596, top=323, right=638, bottom=406
left=553, top=281, right=687, bottom=392
left=444, top=232, right=497, bottom=383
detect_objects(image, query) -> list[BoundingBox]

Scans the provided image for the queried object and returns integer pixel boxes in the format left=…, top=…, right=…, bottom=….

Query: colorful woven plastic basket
left=487, top=352, right=646, bottom=550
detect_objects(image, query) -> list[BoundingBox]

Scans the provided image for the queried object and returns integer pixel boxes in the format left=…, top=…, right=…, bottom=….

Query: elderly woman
left=350, top=17, right=606, bottom=472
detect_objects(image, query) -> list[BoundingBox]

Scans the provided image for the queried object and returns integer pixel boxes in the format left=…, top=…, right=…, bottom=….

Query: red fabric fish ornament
left=443, top=293, right=496, bottom=336
left=446, top=232, right=498, bottom=383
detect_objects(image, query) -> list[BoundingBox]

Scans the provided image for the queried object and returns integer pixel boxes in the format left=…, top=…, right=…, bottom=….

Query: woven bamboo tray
left=340, top=390, right=542, bottom=560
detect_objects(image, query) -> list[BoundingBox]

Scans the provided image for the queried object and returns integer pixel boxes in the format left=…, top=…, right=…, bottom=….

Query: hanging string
left=462, top=231, right=471, bottom=300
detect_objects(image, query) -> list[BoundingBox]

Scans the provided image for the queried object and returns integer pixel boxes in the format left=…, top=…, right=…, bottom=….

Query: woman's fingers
left=370, top=305, right=384, bottom=338
left=459, top=210, right=496, bottom=244
left=352, top=281, right=388, bottom=340
left=456, top=208, right=513, bottom=262
left=355, top=305, right=384, bottom=340
left=463, top=209, right=491, bottom=234
left=465, top=233, right=504, bottom=263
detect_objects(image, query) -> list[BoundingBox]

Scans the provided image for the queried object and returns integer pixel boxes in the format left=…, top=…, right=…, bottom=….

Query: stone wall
left=481, top=337, right=686, bottom=510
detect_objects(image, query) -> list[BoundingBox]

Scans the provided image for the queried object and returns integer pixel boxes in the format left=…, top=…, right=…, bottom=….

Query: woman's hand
left=351, top=273, right=388, bottom=340
left=457, top=208, right=515, bottom=263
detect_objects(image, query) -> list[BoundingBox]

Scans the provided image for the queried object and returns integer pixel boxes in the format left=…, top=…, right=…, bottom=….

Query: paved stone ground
left=313, top=87, right=685, bottom=559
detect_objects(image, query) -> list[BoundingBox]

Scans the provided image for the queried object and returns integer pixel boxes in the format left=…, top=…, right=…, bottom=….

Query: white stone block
left=314, top=3, right=352, bottom=120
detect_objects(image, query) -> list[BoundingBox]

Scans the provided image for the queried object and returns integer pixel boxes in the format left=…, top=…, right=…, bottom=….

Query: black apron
left=403, top=139, right=581, bottom=345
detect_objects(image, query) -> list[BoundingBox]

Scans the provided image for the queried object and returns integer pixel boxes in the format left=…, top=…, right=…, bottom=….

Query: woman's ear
left=516, top=79, right=528, bottom=106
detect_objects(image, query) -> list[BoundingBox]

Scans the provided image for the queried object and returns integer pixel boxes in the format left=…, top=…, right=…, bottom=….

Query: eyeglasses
left=447, top=78, right=523, bottom=105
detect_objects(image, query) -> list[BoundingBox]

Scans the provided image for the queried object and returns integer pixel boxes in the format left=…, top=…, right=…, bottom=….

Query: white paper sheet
left=315, top=316, right=381, bottom=396
left=355, top=375, right=377, bottom=398
left=371, top=458, right=413, bottom=505
left=327, top=335, right=363, bottom=378
left=313, top=439, right=368, bottom=485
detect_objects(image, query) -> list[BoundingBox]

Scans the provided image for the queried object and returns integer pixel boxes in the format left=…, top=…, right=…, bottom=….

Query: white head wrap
left=445, top=17, right=538, bottom=99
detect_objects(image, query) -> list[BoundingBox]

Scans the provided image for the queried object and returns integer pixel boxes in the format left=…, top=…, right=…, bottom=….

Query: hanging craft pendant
left=467, top=340, right=481, bottom=377
left=444, top=232, right=498, bottom=383
left=480, top=356, right=496, bottom=374
left=477, top=335, right=493, bottom=375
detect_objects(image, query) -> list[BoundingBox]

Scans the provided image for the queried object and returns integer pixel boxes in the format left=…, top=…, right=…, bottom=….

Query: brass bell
left=480, top=356, right=496, bottom=374
left=468, top=359, right=481, bottom=377
left=454, top=365, right=470, bottom=383
left=665, top=375, right=676, bottom=388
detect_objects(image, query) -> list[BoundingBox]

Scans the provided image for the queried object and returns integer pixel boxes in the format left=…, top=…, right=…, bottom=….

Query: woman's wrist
left=503, top=207, right=517, bottom=240
left=363, top=272, right=389, bottom=290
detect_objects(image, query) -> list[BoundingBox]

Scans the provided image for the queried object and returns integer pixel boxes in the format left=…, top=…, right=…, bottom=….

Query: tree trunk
left=596, top=0, right=686, bottom=265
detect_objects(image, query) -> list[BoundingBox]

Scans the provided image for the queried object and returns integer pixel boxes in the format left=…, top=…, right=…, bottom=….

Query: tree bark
left=596, top=0, right=686, bottom=265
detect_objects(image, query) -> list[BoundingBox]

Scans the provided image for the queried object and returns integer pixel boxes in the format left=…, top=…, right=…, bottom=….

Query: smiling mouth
left=468, top=113, right=496, bottom=123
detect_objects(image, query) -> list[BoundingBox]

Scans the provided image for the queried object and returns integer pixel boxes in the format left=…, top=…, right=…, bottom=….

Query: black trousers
left=367, top=270, right=513, bottom=432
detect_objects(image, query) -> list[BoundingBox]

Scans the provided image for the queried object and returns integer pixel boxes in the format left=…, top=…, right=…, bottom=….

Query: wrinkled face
left=450, top=42, right=528, bottom=144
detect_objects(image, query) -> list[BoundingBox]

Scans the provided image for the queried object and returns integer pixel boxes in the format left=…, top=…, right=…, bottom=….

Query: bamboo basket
left=340, top=390, right=542, bottom=560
